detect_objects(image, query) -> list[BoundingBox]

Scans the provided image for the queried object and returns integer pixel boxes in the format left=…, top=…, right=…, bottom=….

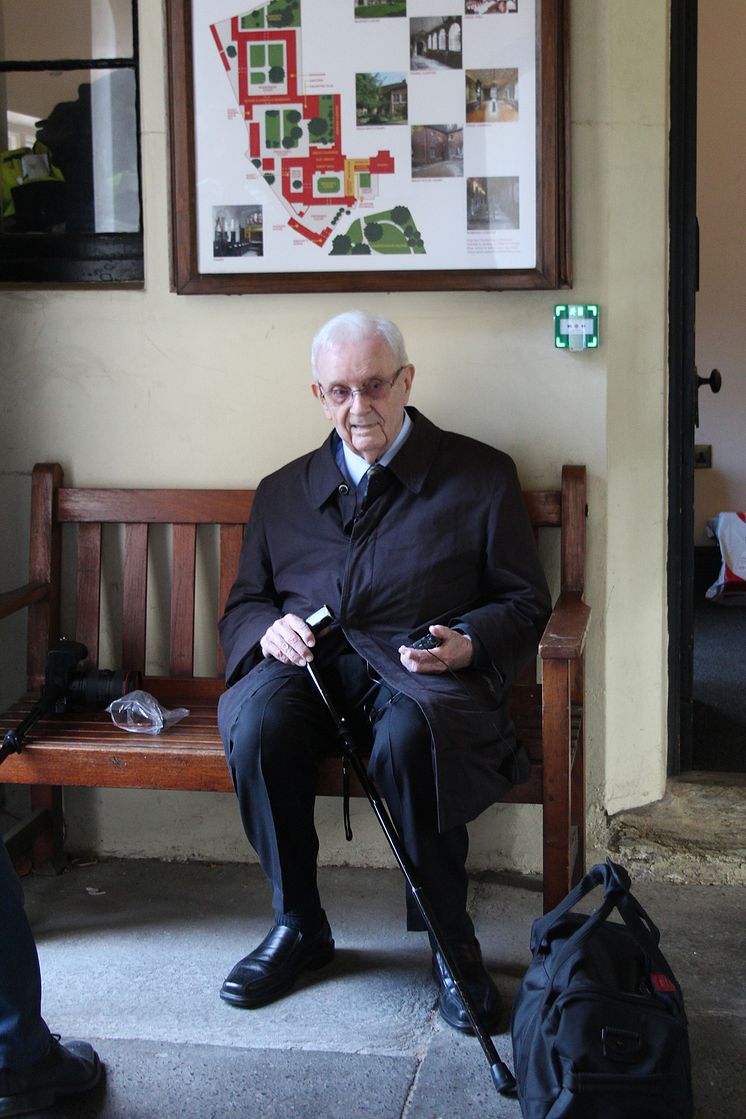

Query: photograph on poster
left=356, top=72, right=408, bottom=127
left=355, top=0, right=407, bottom=18
left=212, top=205, right=264, bottom=257
left=411, top=125, right=463, bottom=179
left=465, top=1, right=519, bottom=14
left=409, top=16, right=462, bottom=71
left=466, top=176, right=519, bottom=231
left=465, top=69, right=519, bottom=123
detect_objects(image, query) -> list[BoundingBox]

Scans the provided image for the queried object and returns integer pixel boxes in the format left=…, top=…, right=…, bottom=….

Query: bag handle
left=614, top=886, right=663, bottom=952
left=534, top=861, right=676, bottom=996
left=530, top=859, right=632, bottom=952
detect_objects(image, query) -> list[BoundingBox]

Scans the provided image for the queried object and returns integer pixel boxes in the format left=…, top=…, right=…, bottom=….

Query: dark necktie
left=359, top=463, right=393, bottom=513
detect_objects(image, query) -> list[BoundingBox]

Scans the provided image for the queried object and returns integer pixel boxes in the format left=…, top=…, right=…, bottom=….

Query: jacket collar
left=308, top=407, right=440, bottom=509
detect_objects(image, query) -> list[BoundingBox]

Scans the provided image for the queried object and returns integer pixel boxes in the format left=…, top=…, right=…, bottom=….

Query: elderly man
left=0, top=840, right=100, bottom=1117
left=218, top=310, right=551, bottom=1032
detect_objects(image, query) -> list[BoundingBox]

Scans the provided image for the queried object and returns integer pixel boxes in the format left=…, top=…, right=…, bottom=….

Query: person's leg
left=222, top=672, right=333, bottom=928
left=0, top=842, right=101, bottom=1115
left=367, top=689, right=502, bottom=1033
left=218, top=646, right=375, bottom=1008
left=0, top=841, right=49, bottom=1071
left=220, top=643, right=378, bottom=924
left=366, top=688, right=473, bottom=940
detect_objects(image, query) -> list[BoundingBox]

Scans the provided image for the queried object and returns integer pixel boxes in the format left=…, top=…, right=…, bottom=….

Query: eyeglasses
left=317, top=365, right=407, bottom=406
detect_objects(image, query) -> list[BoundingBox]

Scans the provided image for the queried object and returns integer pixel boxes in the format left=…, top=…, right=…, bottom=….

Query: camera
left=44, top=639, right=142, bottom=712
left=1, top=638, right=142, bottom=765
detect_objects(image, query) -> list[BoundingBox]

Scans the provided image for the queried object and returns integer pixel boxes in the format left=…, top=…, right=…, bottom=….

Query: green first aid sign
left=555, top=304, right=599, bottom=349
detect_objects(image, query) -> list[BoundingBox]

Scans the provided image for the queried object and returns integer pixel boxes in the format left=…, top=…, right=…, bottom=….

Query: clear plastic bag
left=106, top=690, right=189, bottom=735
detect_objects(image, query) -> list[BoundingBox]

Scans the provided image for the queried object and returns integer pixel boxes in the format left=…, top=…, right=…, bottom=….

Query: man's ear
left=401, top=363, right=415, bottom=401
left=311, top=381, right=332, bottom=419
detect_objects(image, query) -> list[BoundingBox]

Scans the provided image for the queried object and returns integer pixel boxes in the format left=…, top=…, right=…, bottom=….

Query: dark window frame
left=0, top=1, right=143, bottom=284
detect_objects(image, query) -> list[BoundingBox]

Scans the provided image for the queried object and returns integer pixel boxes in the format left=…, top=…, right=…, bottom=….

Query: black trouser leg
left=0, top=838, right=51, bottom=1069
left=221, top=647, right=375, bottom=925
left=223, top=672, right=333, bottom=923
left=367, top=686, right=474, bottom=942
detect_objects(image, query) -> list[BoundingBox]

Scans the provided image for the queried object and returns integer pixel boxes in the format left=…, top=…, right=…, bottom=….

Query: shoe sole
left=0, top=1054, right=101, bottom=1117
left=220, top=940, right=335, bottom=1009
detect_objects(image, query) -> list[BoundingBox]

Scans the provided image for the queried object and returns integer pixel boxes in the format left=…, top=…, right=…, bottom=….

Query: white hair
left=311, top=310, right=408, bottom=379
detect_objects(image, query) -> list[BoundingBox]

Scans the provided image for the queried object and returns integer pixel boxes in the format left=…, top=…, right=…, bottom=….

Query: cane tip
left=490, top=1061, right=517, bottom=1096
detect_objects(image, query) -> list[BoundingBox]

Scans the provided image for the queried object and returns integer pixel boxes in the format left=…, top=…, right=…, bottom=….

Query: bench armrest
left=0, top=581, right=50, bottom=622
left=539, top=592, right=590, bottom=661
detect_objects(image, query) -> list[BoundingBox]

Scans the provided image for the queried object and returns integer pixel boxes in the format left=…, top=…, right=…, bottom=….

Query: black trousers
left=0, top=838, right=50, bottom=1069
left=222, top=640, right=474, bottom=941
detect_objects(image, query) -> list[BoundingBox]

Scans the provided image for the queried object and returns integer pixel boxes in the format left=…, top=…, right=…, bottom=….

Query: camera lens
left=67, top=668, right=142, bottom=709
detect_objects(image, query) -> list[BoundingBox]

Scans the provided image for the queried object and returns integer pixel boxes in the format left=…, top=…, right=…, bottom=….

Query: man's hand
left=260, top=614, right=316, bottom=666
left=398, top=626, right=474, bottom=674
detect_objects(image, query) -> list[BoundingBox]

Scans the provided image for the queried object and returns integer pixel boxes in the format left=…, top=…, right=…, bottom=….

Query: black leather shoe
left=0, top=1036, right=101, bottom=1117
left=220, top=917, right=335, bottom=1008
left=431, top=938, right=502, bottom=1034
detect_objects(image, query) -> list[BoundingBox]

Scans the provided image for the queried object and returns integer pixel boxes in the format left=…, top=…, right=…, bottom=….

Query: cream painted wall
left=694, top=0, right=746, bottom=544
left=0, top=1, right=670, bottom=871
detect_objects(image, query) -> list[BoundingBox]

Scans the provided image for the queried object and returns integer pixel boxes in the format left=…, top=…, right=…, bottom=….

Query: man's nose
left=348, top=388, right=371, bottom=411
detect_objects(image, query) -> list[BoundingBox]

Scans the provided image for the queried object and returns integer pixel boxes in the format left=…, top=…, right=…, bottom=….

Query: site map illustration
left=193, top=0, right=537, bottom=275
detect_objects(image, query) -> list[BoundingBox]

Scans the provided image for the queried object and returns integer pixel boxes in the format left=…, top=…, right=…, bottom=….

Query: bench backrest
left=24, top=463, right=585, bottom=691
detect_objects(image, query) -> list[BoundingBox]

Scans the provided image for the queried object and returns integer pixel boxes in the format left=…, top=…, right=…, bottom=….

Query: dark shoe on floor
left=0, top=1036, right=101, bottom=1118
left=431, top=938, right=502, bottom=1034
left=220, top=916, right=335, bottom=1008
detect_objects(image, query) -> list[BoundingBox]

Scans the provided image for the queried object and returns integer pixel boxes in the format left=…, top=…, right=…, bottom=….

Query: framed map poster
left=166, top=0, right=569, bottom=294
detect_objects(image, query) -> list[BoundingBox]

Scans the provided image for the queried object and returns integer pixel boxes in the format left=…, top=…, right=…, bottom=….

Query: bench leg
left=29, top=785, right=65, bottom=871
left=541, top=659, right=581, bottom=912
left=3, top=807, right=51, bottom=865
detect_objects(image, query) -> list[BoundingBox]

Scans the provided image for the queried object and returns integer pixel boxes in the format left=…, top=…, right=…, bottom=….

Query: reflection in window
left=0, top=0, right=142, bottom=282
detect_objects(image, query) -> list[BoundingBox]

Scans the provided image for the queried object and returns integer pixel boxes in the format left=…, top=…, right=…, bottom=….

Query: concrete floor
left=608, top=772, right=746, bottom=885
left=17, top=859, right=745, bottom=1119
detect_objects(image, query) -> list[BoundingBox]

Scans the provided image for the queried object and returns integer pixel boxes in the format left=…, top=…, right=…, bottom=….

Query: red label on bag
left=650, top=973, right=676, bottom=993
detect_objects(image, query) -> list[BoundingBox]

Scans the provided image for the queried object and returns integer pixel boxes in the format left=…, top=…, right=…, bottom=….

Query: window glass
left=1, top=0, right=134, bottom=61
left=2, top=68, right=139, bottom=234
left=0, top=0, right=141, bottom=281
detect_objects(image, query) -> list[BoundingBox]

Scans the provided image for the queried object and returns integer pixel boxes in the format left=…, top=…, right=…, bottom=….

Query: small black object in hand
left=410, top=632, right=442, bottom=651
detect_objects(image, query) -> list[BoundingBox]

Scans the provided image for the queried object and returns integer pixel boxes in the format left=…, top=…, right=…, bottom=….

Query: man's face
left=312, top=332, right=414, bottom=464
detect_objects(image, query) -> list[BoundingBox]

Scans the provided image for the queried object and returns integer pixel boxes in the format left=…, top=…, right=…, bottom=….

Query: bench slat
left=75, top=524, right=102, bottom=662
left=27, top=463, right=62, bottom=687
left=122, top=524, right=148, bottom=670
left=58, top=488, right=253, bottom=525
left=171, top=525, right=197, bottom=675
left=523, top=489, right=562, bottom=526
left=218, top=524, right=244, bottom=676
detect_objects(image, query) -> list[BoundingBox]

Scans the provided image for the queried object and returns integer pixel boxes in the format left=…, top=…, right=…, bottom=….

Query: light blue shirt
left=339, top=411, right=413, bottom=487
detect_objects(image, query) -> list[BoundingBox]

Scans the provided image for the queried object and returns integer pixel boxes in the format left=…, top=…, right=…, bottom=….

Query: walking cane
left=304, top=607, right=516, bottom=1098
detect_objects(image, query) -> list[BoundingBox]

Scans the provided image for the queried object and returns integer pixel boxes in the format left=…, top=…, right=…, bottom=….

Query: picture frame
left=166, top=0, right=569, bottom=294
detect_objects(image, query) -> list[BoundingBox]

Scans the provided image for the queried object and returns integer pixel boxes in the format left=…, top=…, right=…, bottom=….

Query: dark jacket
left=218, top=408, right=551, bottom=831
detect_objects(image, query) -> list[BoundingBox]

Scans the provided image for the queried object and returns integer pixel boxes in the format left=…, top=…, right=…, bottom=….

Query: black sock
left=274, top=908, right=325, bottom=934
left=428, top=913, right=476, bottom=952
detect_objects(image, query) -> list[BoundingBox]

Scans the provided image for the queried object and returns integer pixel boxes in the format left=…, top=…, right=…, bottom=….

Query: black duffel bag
left=511, top=860, right=693, bottom=1118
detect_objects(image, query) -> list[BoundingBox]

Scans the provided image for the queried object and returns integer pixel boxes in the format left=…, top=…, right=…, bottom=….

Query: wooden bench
left=0, top=462, right=589, bottom=911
